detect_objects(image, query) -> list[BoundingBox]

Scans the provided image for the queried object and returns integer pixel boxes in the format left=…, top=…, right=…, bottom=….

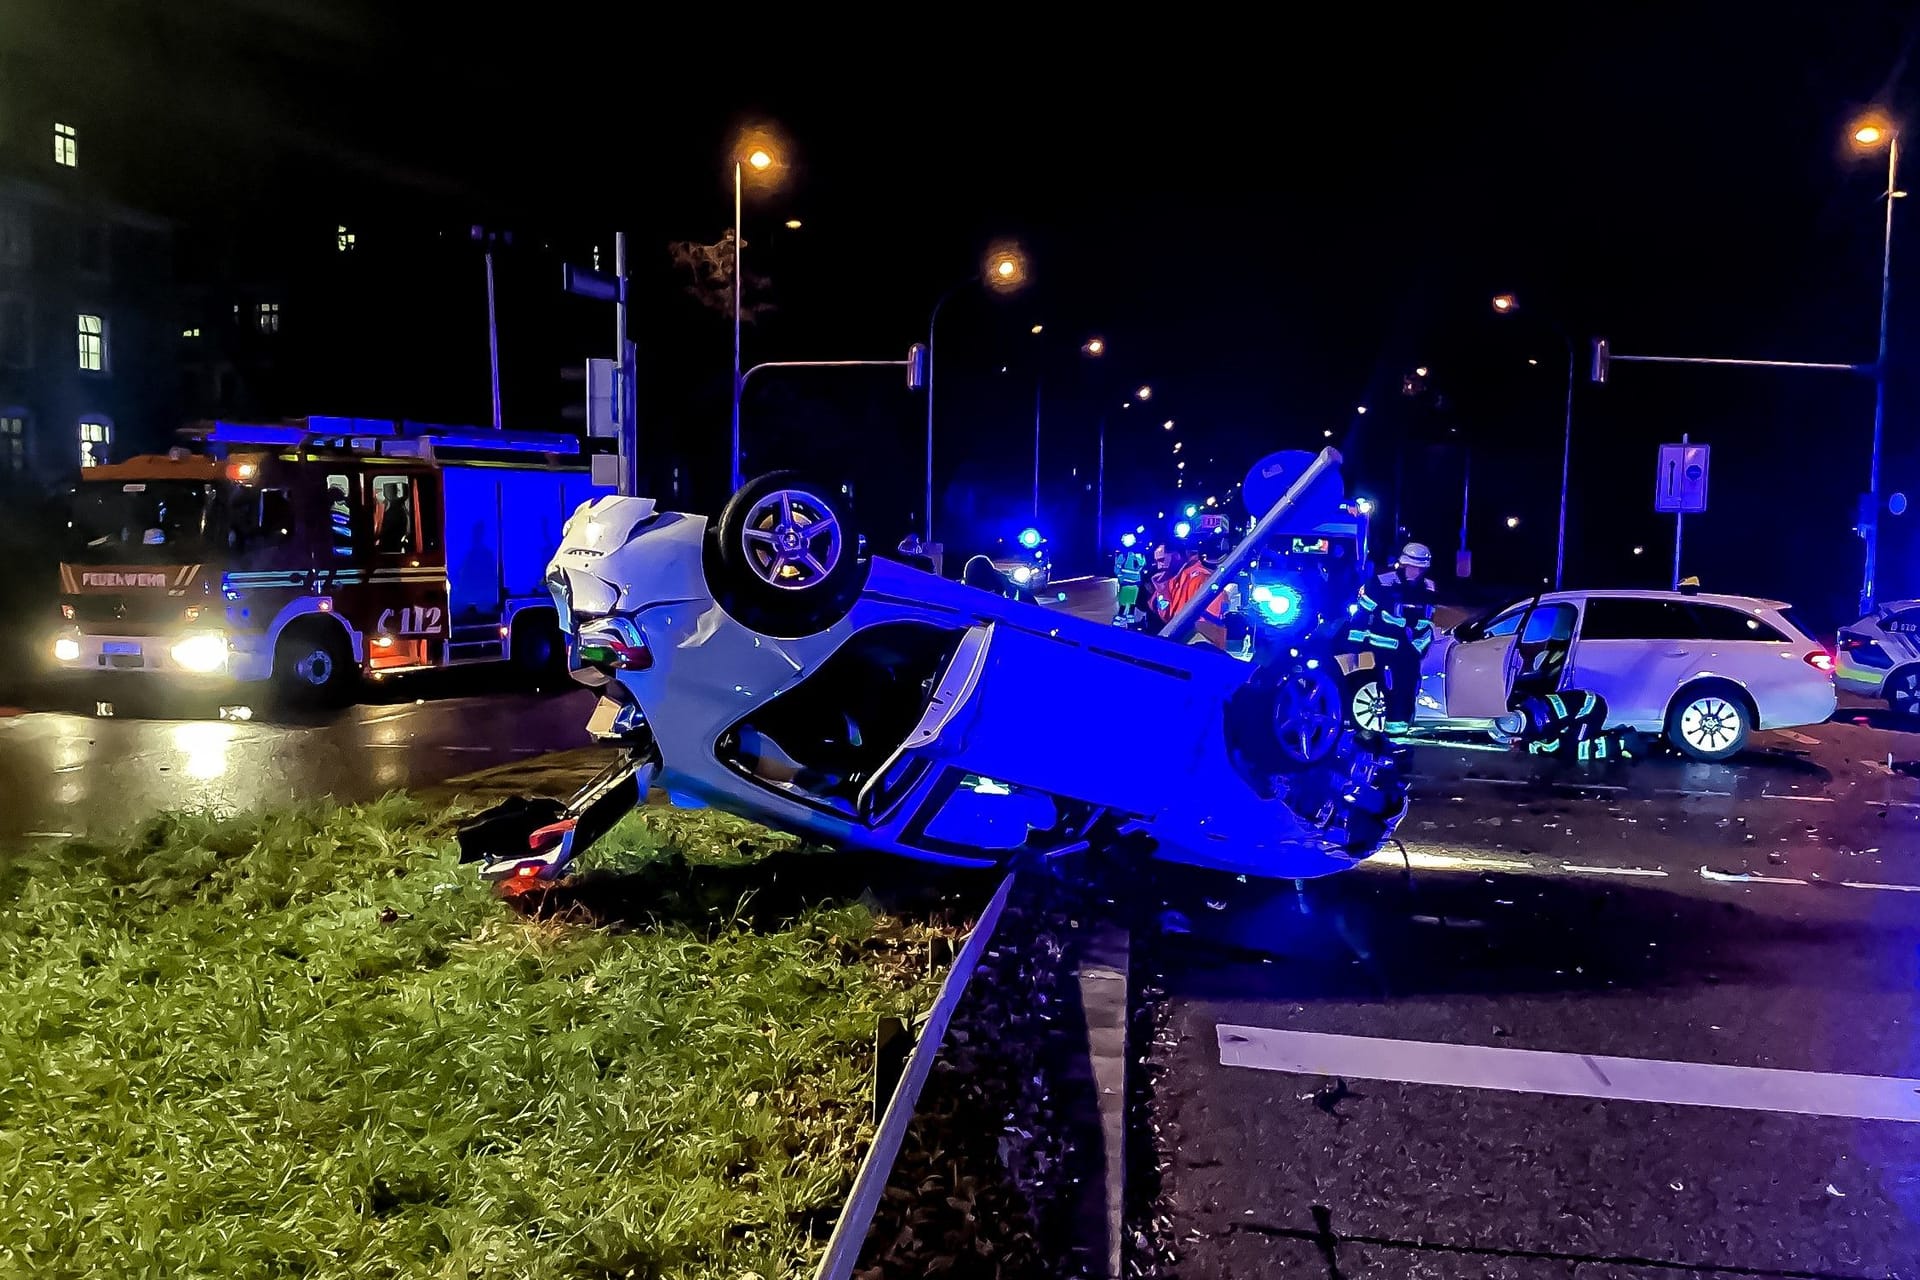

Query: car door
left=1564, top=596, right=1696, bottom=727
left=1442, top=600, right=1532, bottom=718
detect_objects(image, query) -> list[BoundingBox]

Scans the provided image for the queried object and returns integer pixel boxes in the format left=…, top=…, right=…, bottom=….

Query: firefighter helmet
left=1397, top=541, right=1433, bottom=570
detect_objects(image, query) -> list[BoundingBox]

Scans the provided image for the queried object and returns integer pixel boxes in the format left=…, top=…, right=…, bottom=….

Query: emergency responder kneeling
left=1350, top=542, right=1437, bottom=734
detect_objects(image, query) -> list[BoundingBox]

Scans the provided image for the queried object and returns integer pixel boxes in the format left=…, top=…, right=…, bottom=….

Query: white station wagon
left=1348, top=589, right=1837, bottom=760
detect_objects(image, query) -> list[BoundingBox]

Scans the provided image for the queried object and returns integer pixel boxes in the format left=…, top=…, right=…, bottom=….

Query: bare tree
left=666, top=230, right=775, bottom=323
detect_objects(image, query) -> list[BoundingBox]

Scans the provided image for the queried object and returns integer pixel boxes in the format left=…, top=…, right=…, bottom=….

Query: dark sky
left=9, top=2, right=1920, bottom=618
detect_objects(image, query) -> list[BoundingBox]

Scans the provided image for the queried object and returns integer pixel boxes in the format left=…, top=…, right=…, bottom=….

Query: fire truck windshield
left=69, top=479, right=224, bottom=563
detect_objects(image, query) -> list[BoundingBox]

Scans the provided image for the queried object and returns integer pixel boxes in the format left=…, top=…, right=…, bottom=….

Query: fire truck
left=50, top=416, right=610, bottom=701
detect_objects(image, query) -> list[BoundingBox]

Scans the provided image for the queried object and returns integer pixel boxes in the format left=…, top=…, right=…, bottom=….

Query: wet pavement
left=1142, top=711, right=1920, bottom=1278
left=0, top=672, right=595, bottom=843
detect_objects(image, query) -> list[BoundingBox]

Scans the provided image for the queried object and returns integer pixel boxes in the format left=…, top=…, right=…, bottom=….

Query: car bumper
left=1834, top=656, right=1888, bottom=698
left=48, top=630, right=271, bottom=682
left=1756, top=679, right=1838, bottom=730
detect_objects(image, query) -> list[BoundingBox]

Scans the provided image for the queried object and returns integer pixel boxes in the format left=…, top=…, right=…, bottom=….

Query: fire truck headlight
left=53, top=636, right=81, bottom=662
left=170, top=631, right=230, bottom=673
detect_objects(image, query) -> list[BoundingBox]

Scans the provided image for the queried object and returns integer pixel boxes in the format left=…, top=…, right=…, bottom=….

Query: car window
left=1579, top=597, right=1697, bottom=641
left=1481, top=606, right=1527, bottom=639
left=1521, top=602, right=1576, bottom=644
left=1884, top=608, right=1920, bottom=635
left=1686, top=603, right=1787, bottom=642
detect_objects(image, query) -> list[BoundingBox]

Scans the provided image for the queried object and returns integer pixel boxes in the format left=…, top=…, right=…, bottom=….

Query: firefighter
left=1113, top=534, right=1148, bottom=624
left=1498, top=689, right=1627, bottom=761
left=1349, top=541, right=1437, bottom=734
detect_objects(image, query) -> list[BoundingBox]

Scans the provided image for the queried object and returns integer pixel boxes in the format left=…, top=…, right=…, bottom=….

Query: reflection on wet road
left=0, top=680, right=594, bottom=842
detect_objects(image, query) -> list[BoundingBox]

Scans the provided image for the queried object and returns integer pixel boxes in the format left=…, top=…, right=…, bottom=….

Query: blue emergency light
left=1173, top=520, right=1192, bottom=539
left=1184, top=504, right=1199, bottom=518
left=1018, top=527, right=1043, bottom=550
left=1120, top=532, right=1137, bottom=548
left=1250, top=581, right=1304, bottom=627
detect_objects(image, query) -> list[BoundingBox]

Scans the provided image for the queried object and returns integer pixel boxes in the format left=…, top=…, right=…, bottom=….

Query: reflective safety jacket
left=1114, top=549, right=1147, bottom=585
left=1163, top=559, right=1213, bottom=619
left=1348, top=569, right=1437, bottom=653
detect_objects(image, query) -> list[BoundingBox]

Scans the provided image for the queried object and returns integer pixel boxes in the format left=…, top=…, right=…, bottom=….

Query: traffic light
left=1590, top=338, right=1610, bottom=384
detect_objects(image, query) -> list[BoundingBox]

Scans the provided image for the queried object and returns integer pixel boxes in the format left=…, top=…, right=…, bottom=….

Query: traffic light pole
left=615, top=232, right=638, bottom=497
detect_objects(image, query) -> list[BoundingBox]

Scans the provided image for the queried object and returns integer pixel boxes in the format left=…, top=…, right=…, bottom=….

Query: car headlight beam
left=53, top=636, right=81, bottom=662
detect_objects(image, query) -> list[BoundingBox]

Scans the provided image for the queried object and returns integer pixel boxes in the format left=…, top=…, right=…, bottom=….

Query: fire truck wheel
left=510, top=609, right=568, bottom=685
left=274, top=623, right=355, bottom=705
left=706, top=472, right=869, bottom=640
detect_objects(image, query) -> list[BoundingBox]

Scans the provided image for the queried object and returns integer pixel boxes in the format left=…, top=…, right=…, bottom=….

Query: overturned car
left=457, top=451, right=1408, bottom=884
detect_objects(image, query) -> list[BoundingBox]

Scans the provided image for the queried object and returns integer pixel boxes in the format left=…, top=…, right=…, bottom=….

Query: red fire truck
left=50, top=416, right=609, bottom=701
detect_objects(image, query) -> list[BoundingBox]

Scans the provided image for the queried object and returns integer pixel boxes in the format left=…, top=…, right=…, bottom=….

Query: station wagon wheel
left=1887, top=666, right=1920, bottom=720
left=707, top=471, right=870, bottom=640
left=739, top=487, right=843, bottom=590
left=1347, top=672, right=1387, bottom=734
left=1665, top=682, right=1751, bottom=761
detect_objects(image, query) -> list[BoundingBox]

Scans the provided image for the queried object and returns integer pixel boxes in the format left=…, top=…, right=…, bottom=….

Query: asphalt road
left=1143, top=711, right=1920, bottom=1279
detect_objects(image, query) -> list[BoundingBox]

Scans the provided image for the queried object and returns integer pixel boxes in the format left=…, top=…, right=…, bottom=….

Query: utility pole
left=484, top=250, right=503, bottom=429
left=1864, top=131, right=1900, bottom=614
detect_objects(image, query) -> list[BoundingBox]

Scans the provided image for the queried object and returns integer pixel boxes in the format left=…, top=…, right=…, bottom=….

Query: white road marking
left=1701, top=866, right=1807, bottom=886
left=1839, top=879, right=1920, bottom=894
left=1763, top=793, right=1835, bottom=803
left=440, top=745, right=496, bottom=753
left=360, top=710, right=418, bottom=726
left=1655, top=787, right=1734, bottom=798
left=1215, top=1026, right=1920, bottom=1124
left=22, top=831, right=75, bottom=839
left=1562, top=864, right=1668, bottom=878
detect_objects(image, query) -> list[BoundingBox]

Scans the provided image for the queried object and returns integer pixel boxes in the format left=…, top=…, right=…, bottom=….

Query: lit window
left=256, top=301, right=280, bottom=334
left=0, top=416, right=24, bottom=473
left=53, top=123, right=76, bottom=167
left=592, top=244, right=602, bottom=270
left=337, top=224, right=356, bottom=252
left=76, top=313, right=105, bottom=371
left=181, top=326, right=201, bottom=339
left=79, top=418, right=110, bottom=468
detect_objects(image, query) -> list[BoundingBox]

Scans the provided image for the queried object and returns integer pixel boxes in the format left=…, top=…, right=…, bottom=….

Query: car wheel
left=274, top=622, right=355, bottom=705
left=1346, top=671, right=1387, bottom=734
left=1226, top=663, right=1346, bottom=773
left=1666, top=683, right=1751, bottom=761
left=707, top=472, right=870, bottom=639
left=1886, top=665, right=1920, bottom=721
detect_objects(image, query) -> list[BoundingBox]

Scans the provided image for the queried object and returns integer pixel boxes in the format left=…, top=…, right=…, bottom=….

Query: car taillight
left=1805, top=650, right=1835, bottom=672
left=576, top=637, right=651, bottom=670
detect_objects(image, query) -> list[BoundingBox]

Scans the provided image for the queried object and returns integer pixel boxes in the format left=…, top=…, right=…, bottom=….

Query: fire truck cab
left=51, top=416, right=609, bottom=701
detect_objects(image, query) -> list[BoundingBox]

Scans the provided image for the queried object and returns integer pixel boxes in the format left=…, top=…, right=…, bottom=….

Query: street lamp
left=1135, top=384, right=1153, bottom=401
left=1082, top=337, right=1105, bottom=356
left=729, top=129, right=785, bottom=490
left=1850, top=111, right=1902, bottom=612
left=924, top=243, right=1030, bottom=542
left=1492, top=292, right=1578, bottom=590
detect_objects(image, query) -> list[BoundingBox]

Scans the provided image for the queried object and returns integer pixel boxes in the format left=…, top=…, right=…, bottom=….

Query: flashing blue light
left=1018, top=526, right=1043, bottom=549
left=1251, top=581, right=1304, bottom=626
left=1173, top=520, right=1192, bottom=539
left=1183, top=504, right=1199, bottom=518
left=309, top=415, right=396, bottom=436
left=209, top=422, right=307, bottom=446
left=418, top=432, right=580, bottom=455
left=1120, top=532, right=1137, bottom=548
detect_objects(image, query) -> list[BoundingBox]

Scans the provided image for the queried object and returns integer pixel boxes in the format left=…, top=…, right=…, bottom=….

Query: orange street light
left=748, top=148, right=773, bottom=170
left=985, top=243, right=1029, bottom=292
left=1492, top=293, right=1518, bottom=313
left=784, top=218, right=803, bottom=229
left=1135, top=384, right=1152, bottom=400
left=1082, top=337, right=1105, bottom=356
left=1031, top=323, right=1044, bottom=334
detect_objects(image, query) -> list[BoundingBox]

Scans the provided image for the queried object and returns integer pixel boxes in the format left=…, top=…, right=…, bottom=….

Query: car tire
left=1885, top=665, right=1920, bottom=721
left=1665, top=681, right=1751, bottom=761
left=510, top=608, right=568, bottom=687
left=1345, top=670, right=1387, bottom=734
left=1228, top=662, right=1347, bottom=773
left=274, top=621, right=356, bottom=706
left=706, top=472, right=869, bottom=640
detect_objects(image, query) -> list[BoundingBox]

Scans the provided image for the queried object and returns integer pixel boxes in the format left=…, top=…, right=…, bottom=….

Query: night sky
left=9, top=2, right=1920, bottom=623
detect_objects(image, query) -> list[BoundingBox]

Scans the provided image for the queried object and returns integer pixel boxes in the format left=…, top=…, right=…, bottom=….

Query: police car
left=1837, top=601, right=1920, bottom=718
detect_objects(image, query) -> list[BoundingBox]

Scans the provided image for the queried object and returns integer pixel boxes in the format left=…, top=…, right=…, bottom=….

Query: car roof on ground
left=1530, top=589, right=1793, bottom=611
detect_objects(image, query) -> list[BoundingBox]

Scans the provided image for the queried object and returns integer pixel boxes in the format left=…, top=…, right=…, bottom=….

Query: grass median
left=0, top=796, right=951, bottom=1279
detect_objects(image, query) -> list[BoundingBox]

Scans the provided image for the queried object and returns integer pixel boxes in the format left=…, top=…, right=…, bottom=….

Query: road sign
left=563, top=263, right=621, bottom=303
left=585, top=358, right=617, bottom=438
left=1655, top=442, right=1709, bottom=513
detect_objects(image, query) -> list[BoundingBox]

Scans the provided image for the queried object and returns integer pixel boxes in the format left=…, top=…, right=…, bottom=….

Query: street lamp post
left=1493, top=294, right=1577, bottom=590
left=1855, top=118, right=1901, bottom=613
left=729, top=145, right=775, bottom=492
